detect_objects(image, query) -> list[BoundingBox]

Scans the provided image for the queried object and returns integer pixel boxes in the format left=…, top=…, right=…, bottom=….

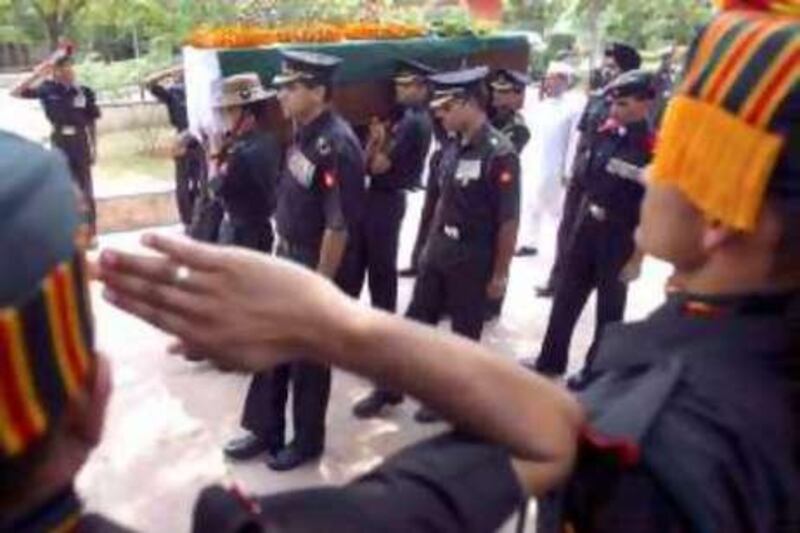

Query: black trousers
left=406, top=233, right=493, bottom=341
left=217, top=219, right=274, bottom=252
left=53, top=133, right=95, bottom=233
left=351, top=189, right=407, bottom=312
left=175, top=143, right=206, bottom=226
left=241, top=239, right=360, bottom=453
left=535, top=214, right=635, bottom=375
left=545, top=181, right=584, bottom=290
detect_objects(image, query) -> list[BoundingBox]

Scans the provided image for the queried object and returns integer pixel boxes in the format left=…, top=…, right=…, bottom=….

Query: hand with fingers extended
left=97, top=234, right=355, bottom=371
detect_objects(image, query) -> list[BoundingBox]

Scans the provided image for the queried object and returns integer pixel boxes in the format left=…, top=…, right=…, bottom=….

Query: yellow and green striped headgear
left=0, top=132, right=95, bottom=463
left=652, top=0, right=799, bottom=230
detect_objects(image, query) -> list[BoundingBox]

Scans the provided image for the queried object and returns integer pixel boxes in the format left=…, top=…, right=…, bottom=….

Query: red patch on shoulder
left=581, top=425, right=641, bottom=467
left=645, top=132, right=657, bottom=154
left=499, top=170, right=514, bottom=185
left=683, top=301, right=727, bottom=319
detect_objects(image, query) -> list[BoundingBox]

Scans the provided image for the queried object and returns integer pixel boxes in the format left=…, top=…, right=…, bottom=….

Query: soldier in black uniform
left=97, top=4, right=800, bottom=527
left=208, top=73, right=280, bottom=253
left=224, top=50, right=366, bottom=472
left=144, top=66, right=206, bottom=227
left=486, top=68, right=532, bottom=320
left=0, top=131, right=131, bottom=532
left=536, top=42, right=641, bottom=298
left=12, top=48, right=101, bottom=239
left=530, top=70, right=655, bottom=381
left=351, top=59, right=435, bottom=418
left=392, top=67, right=521, bottom=422
left=352, top=59, right=434, bottom=312
left=489, top=69, right=531, bottom=156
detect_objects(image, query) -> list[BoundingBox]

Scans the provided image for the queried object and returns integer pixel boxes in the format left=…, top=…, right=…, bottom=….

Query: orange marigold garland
left=712, top=0, right=800, bottom=16
left=186, top=22, right=426, bottom=49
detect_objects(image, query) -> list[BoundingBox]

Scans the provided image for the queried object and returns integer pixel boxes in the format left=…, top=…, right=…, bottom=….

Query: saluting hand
left=34, top=60, right=53, bottom=77
left=97, top=234, right=354, bottom=371
left=367, top=118, right=388, bottom=150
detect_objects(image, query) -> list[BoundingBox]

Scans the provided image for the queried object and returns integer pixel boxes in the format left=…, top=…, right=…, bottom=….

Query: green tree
left=18, top=0, right=89, bottom=50
left=602, top=0, right=712, bottom=49
left=557, top=0, right=712, bottom=50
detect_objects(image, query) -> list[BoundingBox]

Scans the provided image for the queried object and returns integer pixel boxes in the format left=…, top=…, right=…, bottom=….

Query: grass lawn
left=95, top=127, right=175, bottom=188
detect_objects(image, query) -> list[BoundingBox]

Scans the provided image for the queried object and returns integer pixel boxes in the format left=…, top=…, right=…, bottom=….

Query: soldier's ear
left=701, top=220, right=737, bottom=254
left=311, top=84, right=328, bottom=104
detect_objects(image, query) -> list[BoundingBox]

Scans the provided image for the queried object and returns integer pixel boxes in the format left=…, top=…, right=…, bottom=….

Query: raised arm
left=98, top=234, right=583, bottom=496
left=10, top=60, right=52, bottom=99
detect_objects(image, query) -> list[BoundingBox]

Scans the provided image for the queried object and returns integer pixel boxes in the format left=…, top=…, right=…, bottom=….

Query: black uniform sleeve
left=491, top=152, right=521, bottom=224
left=18, top=85, right=43, bottom=99
left=510, top=123, right=531, bottom=154
left=217, top=149, right=245, bottom=202
left=256, top=432, right=523, bottom=533
left=318, top=143, right=350, bottom=232
left=147, top=83, right=172, bottom=105
left=546, top=451, right=690, bottom=533
left=83, top=87, right=101, bottom=121
left=421, top=151, right=442, bottom=220
left=385, top=113, right=432, bottom=184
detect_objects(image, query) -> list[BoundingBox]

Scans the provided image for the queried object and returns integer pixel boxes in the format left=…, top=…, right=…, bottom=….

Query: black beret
left=604, top=42, right=642, bottom=72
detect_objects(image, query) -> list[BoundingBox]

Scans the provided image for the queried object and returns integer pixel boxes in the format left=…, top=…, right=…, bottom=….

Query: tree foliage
left=0, top=0, right=713, bottom=59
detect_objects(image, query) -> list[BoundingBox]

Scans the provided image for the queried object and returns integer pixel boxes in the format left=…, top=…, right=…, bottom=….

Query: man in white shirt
left=517, top=62, right=584, bottom=264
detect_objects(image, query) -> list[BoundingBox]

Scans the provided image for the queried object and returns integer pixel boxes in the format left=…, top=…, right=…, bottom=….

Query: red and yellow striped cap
left=0, top=132, right=95, bottom=462
left=651, top=1, right=799, bottom=230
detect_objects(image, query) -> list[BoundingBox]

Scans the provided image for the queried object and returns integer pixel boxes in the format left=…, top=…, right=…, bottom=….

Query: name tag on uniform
left=455, top=159, right=482, bottom=187
left=606, top=158, right=644, bottom=183
left=288, top=147, right=316, bottom=188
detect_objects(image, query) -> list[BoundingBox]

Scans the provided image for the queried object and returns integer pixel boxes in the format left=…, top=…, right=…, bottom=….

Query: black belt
left=53, top=125, right=84, bottom=137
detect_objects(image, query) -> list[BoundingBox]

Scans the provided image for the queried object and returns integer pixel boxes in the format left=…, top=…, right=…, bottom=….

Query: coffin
left=184, top=33, right=530, bottom=141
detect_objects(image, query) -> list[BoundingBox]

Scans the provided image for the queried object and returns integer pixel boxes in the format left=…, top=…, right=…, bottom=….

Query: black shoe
left=484, top=309, right=500, bottom=322
left=266, top=445, right=322, bottom=472
left=414, top=406, right=442, bottom=424
left=515, top=246, right=539, bottom=257
left=353, top=390, right=404, bottom=419
left=519, top=358, right=565, bottom=379
left=399, top=267, right=418, bottom=278
left=535, top=285, right=555, bottom=298
left=224, top=434, right=281, bottom=461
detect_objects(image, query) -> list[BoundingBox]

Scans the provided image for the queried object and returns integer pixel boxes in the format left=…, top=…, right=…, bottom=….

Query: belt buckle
left=60, top=126, right=77, bottom=136
left=443, top=225, right=460, bottom=241
left=589, top=204, right=607, bottom=221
